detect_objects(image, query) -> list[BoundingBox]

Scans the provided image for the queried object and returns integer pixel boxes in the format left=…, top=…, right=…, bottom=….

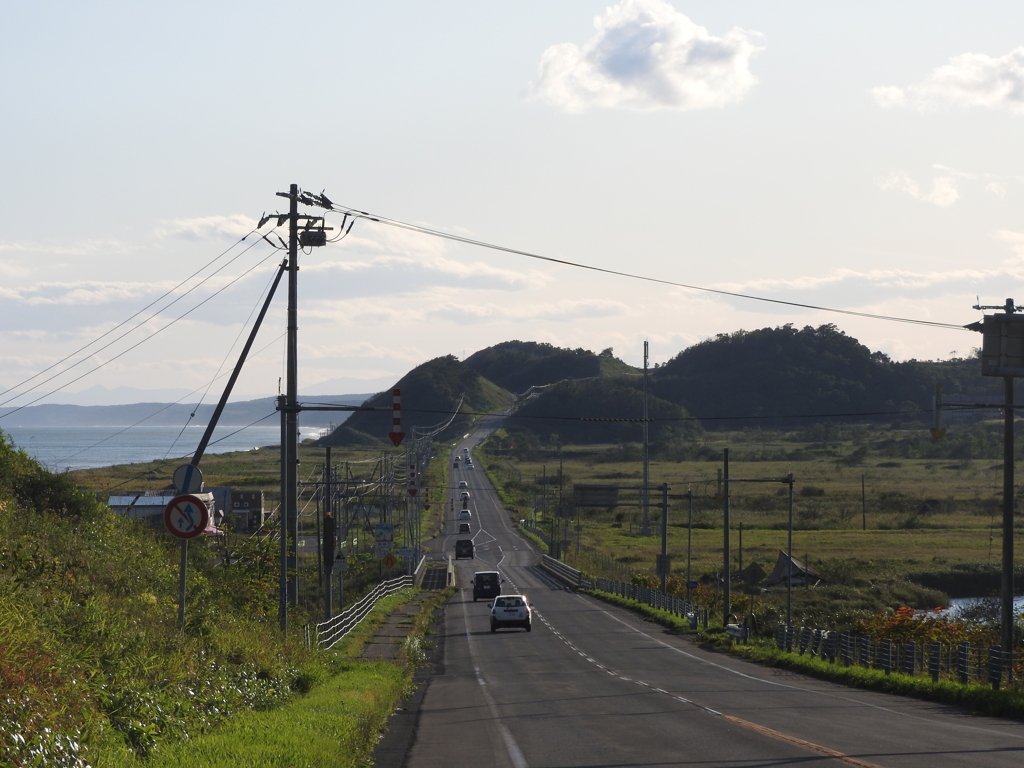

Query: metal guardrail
left=520, top=521, right=552, bottom=547
left=538, top=554, right=711, bottom=629
left=775, top=625, right=1024, bottom=690
left=314, top=575, right=413, bottom=650
left=413, top=555, right=428, bottom=586
left=540, top=555, right=592, bottom=588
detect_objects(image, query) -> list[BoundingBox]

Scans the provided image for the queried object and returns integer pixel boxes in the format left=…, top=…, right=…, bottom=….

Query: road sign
left=336, top=551, right=348, bottom=573
left=172, top=464, right=203, bottom=494
left=164, top=494, right=210, bottom=539
left=382, top=552, right=398, bottom=568
left=374, top=524, right=394, bottom=544
left=399, top=546, right=415, bottom=559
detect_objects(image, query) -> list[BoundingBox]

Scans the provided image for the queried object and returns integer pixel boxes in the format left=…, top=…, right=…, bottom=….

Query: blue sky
left=1, top=1, right=1022, bottom=405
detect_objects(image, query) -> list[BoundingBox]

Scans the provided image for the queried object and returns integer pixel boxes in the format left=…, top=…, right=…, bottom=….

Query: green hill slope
left=508, top=377, right=699, bottom=445
left=649, top=324, right=991, bottom=428
left=463, top=341, right=637, bottom=395
left=321, top=355, right=510, bottom=446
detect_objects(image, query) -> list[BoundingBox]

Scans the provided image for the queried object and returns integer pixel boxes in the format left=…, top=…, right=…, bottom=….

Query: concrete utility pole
left=966, top=297, right=1021, bottom=662
left=641, top=341, right=651, bottom=536
left=722, top=448, right=731, bottom=626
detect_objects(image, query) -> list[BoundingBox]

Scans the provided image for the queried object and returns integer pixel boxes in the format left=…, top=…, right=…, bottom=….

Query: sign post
left=164, top=494, right=210, bottom=630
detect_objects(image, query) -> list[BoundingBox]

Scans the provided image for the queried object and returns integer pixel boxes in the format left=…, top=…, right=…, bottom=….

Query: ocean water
left=3, top=425, right=328, bottom=471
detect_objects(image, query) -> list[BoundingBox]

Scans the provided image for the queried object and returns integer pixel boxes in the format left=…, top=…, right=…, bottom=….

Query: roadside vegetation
left=477, top=421, right=1023, bottom=633
left=0, top=430, right=448, bottom=767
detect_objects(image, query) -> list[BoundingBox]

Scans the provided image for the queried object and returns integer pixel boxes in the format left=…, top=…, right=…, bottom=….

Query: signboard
left=574, top=484, right=619, bottom=507
left=979, top=314, right=1024, bottom=377
left=374, top=524, right=394, bottom=560
left=172, top=464, right=203, bottom=494
left=163, top=494, right=210, bottom=539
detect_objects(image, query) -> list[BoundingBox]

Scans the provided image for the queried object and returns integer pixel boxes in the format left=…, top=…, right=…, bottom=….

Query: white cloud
left=155, top=214, right=257, bottom=241
left=531, top=0, right=764, bottom=113
left=995, top=230, right=1024, bottom=260
left=877, top=171, right=959, bottom=206
left=872, top=47, right=1024, bottom=113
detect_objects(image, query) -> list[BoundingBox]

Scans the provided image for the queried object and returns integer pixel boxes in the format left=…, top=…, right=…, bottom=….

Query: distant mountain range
left=0, top=394, right=373, bottom=429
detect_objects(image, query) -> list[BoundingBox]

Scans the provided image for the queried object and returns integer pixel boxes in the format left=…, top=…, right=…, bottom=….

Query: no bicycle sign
left=164, top=494, right=210, bottom=539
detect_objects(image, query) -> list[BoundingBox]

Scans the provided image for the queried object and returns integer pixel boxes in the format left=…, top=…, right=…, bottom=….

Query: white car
left=459, top=509, right=471, bottom=520
left=460, top=490, right=471, bottom=500
left=490, top=594, right=532, bottom=632
left=458, top=480, right=468, bottom=488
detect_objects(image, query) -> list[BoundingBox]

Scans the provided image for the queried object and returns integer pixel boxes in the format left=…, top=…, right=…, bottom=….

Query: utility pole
left=966, top=297, right=1022, bottom=661
left=723, top=448, right=731, bottom=626
left=641, top=341, right=651, bottom=535
left=785, top=473, right=794, bottom=633
left=684, top=489, right=694, bottom=604
left=658, top=482, right=670, bottom=592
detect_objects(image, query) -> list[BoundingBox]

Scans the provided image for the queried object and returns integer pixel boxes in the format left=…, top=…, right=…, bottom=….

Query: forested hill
left=318, top=355, right=510, bottom=446
left=649, top=324, right=995, bottom=427
left=463, top=341, right=636, bottom=395
left=509, top=377, right=700, bottom=445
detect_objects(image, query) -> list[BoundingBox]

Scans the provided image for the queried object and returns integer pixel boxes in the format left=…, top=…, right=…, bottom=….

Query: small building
left=108, top=491, right=216, bottom=528
left=762, top=551, right=822, bottom=587
left=229, top=490, right=265, bottom=532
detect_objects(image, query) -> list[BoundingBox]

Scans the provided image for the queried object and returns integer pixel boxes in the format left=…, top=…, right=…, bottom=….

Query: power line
left=46, top=333, right=287, bottom=468
left=0, top=249, right=282, bottom=420
left=324, top=202, right=967, bottom=331
left=0, top=230, right=264, bottom=403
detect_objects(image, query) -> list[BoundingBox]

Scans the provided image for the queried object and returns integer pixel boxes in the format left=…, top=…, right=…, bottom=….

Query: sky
left=2, top=1, right=1023, bottom=407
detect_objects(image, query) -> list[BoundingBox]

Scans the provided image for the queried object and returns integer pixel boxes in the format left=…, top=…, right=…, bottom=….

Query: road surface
left=390, top=422, right=1024, bottom=768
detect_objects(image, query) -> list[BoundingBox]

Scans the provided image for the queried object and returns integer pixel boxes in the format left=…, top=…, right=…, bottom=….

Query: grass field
left=479, top=425, right=1023, bottom=626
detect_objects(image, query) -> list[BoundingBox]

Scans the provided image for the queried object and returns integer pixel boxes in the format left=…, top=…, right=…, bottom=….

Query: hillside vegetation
left=321, top=354, right=510, bottom=446
left=464, top=340, right=636, bottom=395
left=650, top=324, right=992, bottom=427
left=0, top=432, right=368, bottom=766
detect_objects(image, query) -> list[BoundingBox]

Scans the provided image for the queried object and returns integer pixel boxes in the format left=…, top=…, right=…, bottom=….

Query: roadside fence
left=594, top=577, right=710, bottom=629
left=776, top=625, right=1024, bottom=691
left=535, top=550, right=710, bottom=628
left=312, top=575, right=413, bottom=650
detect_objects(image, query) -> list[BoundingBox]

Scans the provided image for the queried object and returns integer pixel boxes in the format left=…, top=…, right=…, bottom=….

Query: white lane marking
left=460, top=597, right=530, bottom=768
left=583, top=602, right=1024, bottom=742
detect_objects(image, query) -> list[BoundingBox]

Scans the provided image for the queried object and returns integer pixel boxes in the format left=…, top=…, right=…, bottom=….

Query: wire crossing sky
left=1, top=1, right=1020, bottom=405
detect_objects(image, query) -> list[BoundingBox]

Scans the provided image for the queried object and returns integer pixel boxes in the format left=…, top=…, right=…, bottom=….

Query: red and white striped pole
left=408, top=462, right=417, bottom=496
left=388, top=388, right=405, bottom=446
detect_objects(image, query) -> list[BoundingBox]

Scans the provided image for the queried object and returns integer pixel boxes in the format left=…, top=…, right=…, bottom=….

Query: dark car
left=473, top=571, right=502, bottom=601
left=455, top=539, right=474, bottom=559
left=458, top=522, right=471, bottom=534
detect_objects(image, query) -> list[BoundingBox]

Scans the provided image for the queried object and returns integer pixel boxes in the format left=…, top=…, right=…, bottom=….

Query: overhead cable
left=326, top=203, right=966, bottom=331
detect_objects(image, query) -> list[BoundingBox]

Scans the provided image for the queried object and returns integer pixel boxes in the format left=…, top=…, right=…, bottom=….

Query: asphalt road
left=400, top=423, right=1024, bottom=768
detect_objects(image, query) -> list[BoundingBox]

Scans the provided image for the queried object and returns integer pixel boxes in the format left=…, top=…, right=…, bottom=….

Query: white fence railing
left=314, top=575, right=413, bottom=650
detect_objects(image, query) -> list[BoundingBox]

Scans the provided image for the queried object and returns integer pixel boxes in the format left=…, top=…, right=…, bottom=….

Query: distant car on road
left=460, top=490, right=470, bottom=500
left=458, top=522, right=471, bottom=534
left=455, top=539, right=474, bottom=559
left=490, top=594, right=532, bottom=632
left=472, top=571, right=502, bottom=602
left=458, top=480, right=468, bottom=488
left=459, top=509, right=471, bottom=520
left=453, top=460, right=460, bottom=469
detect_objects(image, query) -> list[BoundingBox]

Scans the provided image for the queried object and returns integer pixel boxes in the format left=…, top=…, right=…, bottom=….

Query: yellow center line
left=718, top=714, right=886, bottom=768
